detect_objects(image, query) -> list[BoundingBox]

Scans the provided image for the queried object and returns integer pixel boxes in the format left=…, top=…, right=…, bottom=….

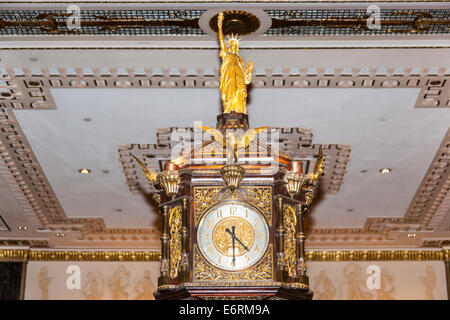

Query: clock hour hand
left=225, top=227, right=236, bottom=266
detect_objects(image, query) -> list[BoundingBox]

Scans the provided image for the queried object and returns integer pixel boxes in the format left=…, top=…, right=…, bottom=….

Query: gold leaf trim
left=283, top=205, right=297, bottom=277
left=169, top=206, right=182, bottom=279
left=193, top=186, right=221, bottom=226
left=243, top=186, right=272, bottom=225
left=0, top=249, right=160, bottom=261
left=1, top=249, right=448, bottom=262
left=306, top=250, right=447, bottom=261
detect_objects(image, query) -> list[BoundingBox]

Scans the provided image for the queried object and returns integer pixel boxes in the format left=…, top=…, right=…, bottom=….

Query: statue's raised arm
left=217, top=12, right=227, bottom=57
left=217, top=12, right=253, bottom=114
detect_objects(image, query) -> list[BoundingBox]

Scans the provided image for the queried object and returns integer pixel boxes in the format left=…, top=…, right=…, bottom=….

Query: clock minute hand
left=234, top=235, right=250, bottom=252
left=226, top=227, right=250, bottom=252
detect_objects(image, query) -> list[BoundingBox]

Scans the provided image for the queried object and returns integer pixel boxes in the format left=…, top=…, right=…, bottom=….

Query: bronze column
left=158, top=204, right=170, bottom=286
left=179, top=197, right=190, bottom=283
left=276, top=196, right=286, bottom=282
left=296, top=204, right=308, bottom=286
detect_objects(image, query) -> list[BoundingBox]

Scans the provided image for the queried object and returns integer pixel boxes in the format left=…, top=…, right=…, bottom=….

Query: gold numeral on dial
left=217, top=210, right=222, bottom=219
left=230, top=205, right=237, bottom=215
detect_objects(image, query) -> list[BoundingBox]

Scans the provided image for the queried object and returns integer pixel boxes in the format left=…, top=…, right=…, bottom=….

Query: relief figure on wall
left=37, top=267, right=53, bottom=300
left=338, top=263, right=373, bottom=300
left=82, top=271, right=104, bottom=300
left=313, top=271, right=336, bottom=300
left=420, top=266, right=436, bottom=300
left=377, top=269, right=396, bottom=300
left=107, top=265, right=130, bottom=300
left=133, top=271, right=156, bottom=300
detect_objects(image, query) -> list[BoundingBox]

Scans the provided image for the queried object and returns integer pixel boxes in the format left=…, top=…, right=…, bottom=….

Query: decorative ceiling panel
left=1, top=67, right=449, bottom=109
left=0, top=83, right=447, bottom=249
left=0, top=1, right=448, bottom=250
left=0, top=9, right=207, bottom=36
left=265, top=8, right=450, bottom=35
left=0, top=5, right=448, bottom=38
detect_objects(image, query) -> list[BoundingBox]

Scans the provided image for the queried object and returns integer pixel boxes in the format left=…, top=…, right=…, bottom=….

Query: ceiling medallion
left=209, top=10, right=260, bottom=36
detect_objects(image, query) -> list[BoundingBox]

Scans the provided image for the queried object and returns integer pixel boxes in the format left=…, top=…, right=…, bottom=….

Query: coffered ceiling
left=0, top=0, right=449, bottom=251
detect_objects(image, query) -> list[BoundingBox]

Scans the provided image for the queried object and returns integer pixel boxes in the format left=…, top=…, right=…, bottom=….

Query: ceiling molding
left=1, top=67, right=449, bottom=109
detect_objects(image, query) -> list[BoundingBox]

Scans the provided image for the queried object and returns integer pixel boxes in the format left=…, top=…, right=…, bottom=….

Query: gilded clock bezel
left=196, top=200, right=270, bottom=272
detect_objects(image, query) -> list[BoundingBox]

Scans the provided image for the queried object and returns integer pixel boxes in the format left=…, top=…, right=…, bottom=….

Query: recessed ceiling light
left=407, top=233, right=416, bottom=238
left=17, top=226, right=28, bottom=231
left=379, top=168, right=392, bottom=174
left=102, top=170, right=110, bottom=174
left=78, top=168, right=91, bottom=175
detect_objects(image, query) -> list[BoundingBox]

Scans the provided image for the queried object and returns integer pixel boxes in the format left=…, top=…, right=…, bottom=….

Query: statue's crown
left=227, top=34, right=241, bottom=45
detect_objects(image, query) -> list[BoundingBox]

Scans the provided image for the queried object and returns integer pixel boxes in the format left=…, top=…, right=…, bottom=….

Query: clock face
left=197, top=202, right=269, bottom=271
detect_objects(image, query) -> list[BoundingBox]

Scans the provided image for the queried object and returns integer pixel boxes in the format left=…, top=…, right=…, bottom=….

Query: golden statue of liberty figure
left=217, top=12, right=254, bottom=114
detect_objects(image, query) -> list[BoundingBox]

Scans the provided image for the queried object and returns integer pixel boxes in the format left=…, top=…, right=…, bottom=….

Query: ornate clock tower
left=131, top=12, right=324, bottom=300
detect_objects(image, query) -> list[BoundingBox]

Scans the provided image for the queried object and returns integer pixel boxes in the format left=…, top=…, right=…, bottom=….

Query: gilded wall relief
left=377, top=269, right=396, bottom=300
left=37, top=267, right=53, bottom=300
left=81, top=271, right=104, bottom=300
left=25, top=260, right=445, bottom=300
left=133, top=271, right=156, bottom=300
left=420, top=266, right=437, bottom=300
left=107, top=265, right=130, bottom=300
left=338, top=263, right=373, bottom=300
left=313, top=271, right=336, bottom=300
